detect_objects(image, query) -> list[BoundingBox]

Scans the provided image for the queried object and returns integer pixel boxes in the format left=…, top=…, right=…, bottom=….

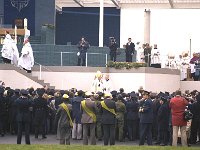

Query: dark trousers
left=159, top=130, right=168, bottom=145
left=139, top=123, right=152, bottom=145
left=126, top=53, right=132, bottom=62
left=103, top=124, right=115, bottom=145
left=17, top=122, right=30, bottom=144
left=190, top=119, right=200, bottom=144
left=110, top=52, right=116, bottom=62
left=78, top=57, right=86, bottom=66
left=127, top=120, right=138, bottom=141
left=82, top=123, right=96, bottom=145
left=35, top=123, right=46, bottom=138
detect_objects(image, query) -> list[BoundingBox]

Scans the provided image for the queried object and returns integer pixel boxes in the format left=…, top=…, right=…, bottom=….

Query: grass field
left=0, top=145, right=199, bottom=150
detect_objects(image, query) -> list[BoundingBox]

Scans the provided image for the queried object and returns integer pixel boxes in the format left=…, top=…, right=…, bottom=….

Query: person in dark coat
left=139, top=91, right=153, bottom=146
left=190, top=93, right=200, bottom=144
left=0, top=87, right=5, bottom=136
left=157, top=96, right=170, bottom=146
left=100, top=93, right=116, bottom=145
left=125, top=38, right=135, bottom=62
left=126, top=93, right=139, bottom=141
left=77, top=37, right=90, bottom=66
left=109, top=37, right=118, bottom=62
left=72, top=90, right=84, bottom=140
left=15, top=89, right=32, bottom=144
left=33, top=88, right=48, bottom=139
left=10, top=89, right=21, bottom=134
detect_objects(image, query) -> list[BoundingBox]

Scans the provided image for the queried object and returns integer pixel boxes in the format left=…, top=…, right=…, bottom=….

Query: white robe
left=91, top=78, right=104, bottom=93
left=136, top=46, right=144, bottom=63
left=1, top=34, right=13, bottom=60
left=18, top=42, right=34, bottom=71
left=151, top=48, right=160, bottom=64
left=11, top=40, right=19, bottom=66
left=103, top=79, right=113, bottom=93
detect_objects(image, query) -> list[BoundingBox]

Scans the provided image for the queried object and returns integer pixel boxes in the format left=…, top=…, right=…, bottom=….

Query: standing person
left=169, top=90, right=189, bottom=146
left=190, top=93, right=200, bottom=144
left=56, top=94, right=73, bottom=145
left=100, top=93, right=116, bottom=145
left=91, top=71, right=104, bottom=93
left=1, top=31, right=12, bottom=64
left=72, top=90, right=84, bottom=140
left=144, top=43, right=152, bottom=66
left=33, top=88, right=48, bottom=139
left=81, top=92, right=97, bottom=145
left=139, top=91, right=153, bottom=146
left=157, top=96, right=170, bottom=146
left=77, top=37, right=90, bottom=66
left=125, top=38, right=135, bottom=62
left=18, top=38, right=34, bottom=73
left=151, top=44, right=161, bottom=68
left=109, top=37, right=118, bottom=62
left=126, top=93, right=139, bottom=141
left=115, top=94, right=126, bottom=142
left=15, top=89, right=32, bottom=145
left=103, top=74, right=112, bottom=93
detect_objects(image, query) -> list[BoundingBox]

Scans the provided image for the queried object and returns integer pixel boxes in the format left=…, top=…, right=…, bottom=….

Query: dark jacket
left=125, top=42, right=135, bottom=54
left=157, top=102, right=170, bottom=131
left=139, top=98, right=153, bottom=124
left=72, top=96, right=83, bottom=123
left=126, top=100, right=139, bottom=120
left=100, top=98, right=116, bottom=125
left=15, top=96, right=32, bottom=123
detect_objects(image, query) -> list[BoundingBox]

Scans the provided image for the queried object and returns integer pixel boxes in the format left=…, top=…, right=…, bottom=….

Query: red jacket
left=169, top=96, right=189, bottom=126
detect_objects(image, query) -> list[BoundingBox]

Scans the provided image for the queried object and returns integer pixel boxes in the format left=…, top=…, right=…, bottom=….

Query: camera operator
left=77, top=37, right=90, bottom=66
left=109, top=37, right=118, bottom=62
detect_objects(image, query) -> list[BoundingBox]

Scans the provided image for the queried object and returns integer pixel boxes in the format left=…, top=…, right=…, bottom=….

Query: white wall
left=120, top=9, right=200, bottom=57
left=32, top=71, right=179, bottom=93
left=181, top=81, right=200, bottom=92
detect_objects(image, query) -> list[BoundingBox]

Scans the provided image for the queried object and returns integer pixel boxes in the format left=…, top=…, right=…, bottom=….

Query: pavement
left=0, top=134, right=200, bottom=147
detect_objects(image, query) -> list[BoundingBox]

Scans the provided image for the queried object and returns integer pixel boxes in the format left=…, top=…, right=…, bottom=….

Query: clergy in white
left=18, top=39, right=34, bottom=73
left=1, top=31, right=13, bottom=63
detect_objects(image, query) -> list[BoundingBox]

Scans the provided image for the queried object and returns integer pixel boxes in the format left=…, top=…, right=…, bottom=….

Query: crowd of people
left=0, top=77, right=199, bottom=146
left=1, top=31, right=34, bottom=73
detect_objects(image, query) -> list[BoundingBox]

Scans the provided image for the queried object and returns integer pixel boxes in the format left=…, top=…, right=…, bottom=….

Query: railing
left=33, top=51, right=108, bottom=67
left=34, top=61, right=53, bottom=80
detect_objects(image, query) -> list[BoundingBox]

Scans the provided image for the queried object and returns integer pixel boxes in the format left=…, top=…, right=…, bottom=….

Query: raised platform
left=3, top=64, right=200, bottom=93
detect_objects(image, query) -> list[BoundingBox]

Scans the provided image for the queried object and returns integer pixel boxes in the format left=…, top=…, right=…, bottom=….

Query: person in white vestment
left=91, top=71, right=104, bottom=93
left=11, top=39, right=19, bottom=66
left=181, top=52, right=190, bottom=81
left=1, top=31, right=13, bottom=63
left=136, top=42, right=144, bottom=63
left=103, top=74, right=112, bottom=93
left=151, top=44, right=161, bottom=68
left=18, top=39, right=34, bottom=73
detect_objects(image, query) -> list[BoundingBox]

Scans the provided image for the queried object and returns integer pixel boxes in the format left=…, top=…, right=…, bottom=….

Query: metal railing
left=33, top=51, right=108, bottom=67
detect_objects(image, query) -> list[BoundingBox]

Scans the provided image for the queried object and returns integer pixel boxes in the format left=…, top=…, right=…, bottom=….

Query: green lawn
left=0, top=145, right=199, bottom=150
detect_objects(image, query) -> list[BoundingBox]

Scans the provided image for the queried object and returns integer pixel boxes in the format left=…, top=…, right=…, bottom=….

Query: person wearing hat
left=139, top=90, right=153, bottom=146
left=15, top=89, right=32, bottom=144
left=56, top=94, right=73, bottom=145
left=32, top=88, right=48, bottom=139
left=10, top=89, right=21, bottom=134
left=157, top=96, right=170, bottom=146
left=115, top=94, right=126, bottom=142
left=100, top=92, right=116, bottom=145
left=18, top=38, right=34, bottom=73
left=126, top=92, right=139, bottom=141
left=81, top=91, right=97, bottom=145
left=71, top=90, right=84, bottom=140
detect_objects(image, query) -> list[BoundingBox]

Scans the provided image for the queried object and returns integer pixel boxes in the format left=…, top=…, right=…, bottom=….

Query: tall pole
left=190, top=38, right=192, bottom=58
left=144, top=9, right=151, bottom=44
left=99, top=0, right=104, bottom=47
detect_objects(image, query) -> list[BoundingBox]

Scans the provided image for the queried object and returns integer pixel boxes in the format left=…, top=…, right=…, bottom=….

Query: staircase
left=0, top=64, right=55, bottom=89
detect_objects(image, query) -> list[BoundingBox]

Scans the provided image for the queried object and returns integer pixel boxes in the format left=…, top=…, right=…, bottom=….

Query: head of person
left=20, top=89, right=29, bottom=97
left=84, top=91, right=92, bottom=99
left=104, top=74, right=109, bottom=80
left=5, top=30, right=9, bottom=35
left=160, top=96, right=168, bottom=105
left=23, top=38, right=29, bottom=45
left=128, top=38, right=132, bottom=42
left=62, top=94, right=69, bottom=101
left=142, top=90, right=150, bottom=99
left=104, top=92, right=112, bottom=99
left=175, top=90, right=182, bottom=97
left=154, top=44, right=157, bottom=49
